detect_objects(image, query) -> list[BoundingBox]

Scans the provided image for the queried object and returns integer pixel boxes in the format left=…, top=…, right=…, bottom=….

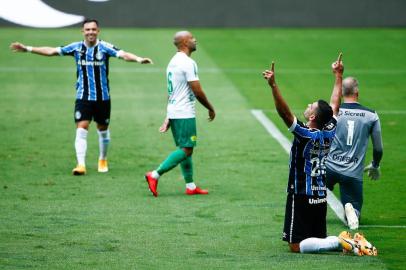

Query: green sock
left=180, top=156, right=193, bottom=183
left=157, top=149, right=187, bottom=175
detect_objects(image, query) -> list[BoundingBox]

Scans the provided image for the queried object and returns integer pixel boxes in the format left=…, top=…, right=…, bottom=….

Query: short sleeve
left=100, top=41, right=120, bottom=58
left=59, top=42, right=80, bottom=56
left=288, top=117, right=298, bottom=132
left=291, top=118, right=319, bottom=140
left=184, top=60, right=199, bottom=82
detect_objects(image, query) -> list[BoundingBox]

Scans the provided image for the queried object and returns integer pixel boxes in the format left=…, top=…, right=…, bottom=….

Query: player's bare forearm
left=32, top=47, right=59, bottom=56
left=330, top=53, right=344, bottom=115
left=196, top=95, right=215, bottom=117
left=330, top=74, right=342, bottom=115
left=263, top=62, right=294, bottom=127
left=270, top=83, right=294, bottom=127
left=10, top=42, right=59, bottom=56
left=189, top=80, right=215, bottom=121
left=119, top=51, right=153, bottom=64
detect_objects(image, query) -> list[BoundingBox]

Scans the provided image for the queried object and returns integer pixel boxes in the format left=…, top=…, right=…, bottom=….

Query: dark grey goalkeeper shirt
left=326, top=102, right=383, bottom=179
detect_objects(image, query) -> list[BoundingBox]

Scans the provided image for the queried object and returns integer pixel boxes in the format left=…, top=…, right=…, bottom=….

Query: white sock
left=75, top=128, right=88, bottom=166
left=97, top=129, right=110, bottom=160
left=299, top=236, right=341, bottom=253
left=186, top=182, right=196, bottom=190
left=151, top=170, right=160, bottom=180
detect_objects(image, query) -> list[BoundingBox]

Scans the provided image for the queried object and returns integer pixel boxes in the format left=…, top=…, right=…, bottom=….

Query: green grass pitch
left=1, top=28, right=405, bottom=269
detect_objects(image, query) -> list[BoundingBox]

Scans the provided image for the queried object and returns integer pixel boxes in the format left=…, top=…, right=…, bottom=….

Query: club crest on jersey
left=95, top=51, right=103, bottom=60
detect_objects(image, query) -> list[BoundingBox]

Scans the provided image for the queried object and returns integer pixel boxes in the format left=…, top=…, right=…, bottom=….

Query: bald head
left=173, top=31, right=191, bottom=47
left=173, top=31, right=196, bottom=54
left=342, top=77, right=359, bottom=97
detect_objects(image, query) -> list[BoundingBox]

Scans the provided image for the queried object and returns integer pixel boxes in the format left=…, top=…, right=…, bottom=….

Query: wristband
left=26, top=46, right=33, bottom=52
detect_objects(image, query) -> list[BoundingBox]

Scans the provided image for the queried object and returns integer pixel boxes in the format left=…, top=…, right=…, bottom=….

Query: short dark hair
left=315, top=100, right=333, bottom=128
left=82, top=19, right=99, bottom=27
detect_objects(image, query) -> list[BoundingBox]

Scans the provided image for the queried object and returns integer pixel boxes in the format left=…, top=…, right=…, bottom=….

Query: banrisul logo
left=0, top=0, right=109, bottom=28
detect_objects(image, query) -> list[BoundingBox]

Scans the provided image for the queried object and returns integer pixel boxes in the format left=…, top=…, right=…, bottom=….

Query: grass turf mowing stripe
left=0, top=28, right=391, bottom=270
left=2, top=66, right=406, bottom=75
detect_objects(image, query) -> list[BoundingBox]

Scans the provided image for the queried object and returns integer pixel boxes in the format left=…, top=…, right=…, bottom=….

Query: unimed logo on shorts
left=308, top=198, right=327, bottom=204
left=190, top=136, right=197, bottom=142
left=75, top=111, right=81, bottom=120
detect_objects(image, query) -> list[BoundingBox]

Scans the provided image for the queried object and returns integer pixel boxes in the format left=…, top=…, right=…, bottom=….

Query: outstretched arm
left=262, top=62, right=294, bottom=128
left=118, top=51, right=153, bottom=64
left=189, top=81, right=215, bottom=121
left=330, top=53, right=344, bottom=116
left=10, top=42, right=59, bottom=56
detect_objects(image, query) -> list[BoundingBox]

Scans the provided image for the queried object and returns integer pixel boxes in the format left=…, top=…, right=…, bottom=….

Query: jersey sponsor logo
left=77, top=59, right=104, bottom=66
left=309, top=141, right=330, bottom=155
left=308, top=197, right=327, bottom=204
left=331, top=154, right=359, bottom=164
left=311, top=185, right=327, bottom=191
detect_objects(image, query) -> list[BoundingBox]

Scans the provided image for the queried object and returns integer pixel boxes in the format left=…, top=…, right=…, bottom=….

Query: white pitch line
left=360, top=225, right=406, bottom=229
left=251, top=109, right=347, bottom=224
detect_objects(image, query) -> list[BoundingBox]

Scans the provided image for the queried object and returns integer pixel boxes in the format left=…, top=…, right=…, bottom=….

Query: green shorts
left=170, top=118, right=197, bottom=148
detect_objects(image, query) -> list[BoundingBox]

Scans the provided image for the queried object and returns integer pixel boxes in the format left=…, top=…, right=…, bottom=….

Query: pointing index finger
left=337, top=52, right=343, bottom=62
left=271, top=61, right=275, bottom=72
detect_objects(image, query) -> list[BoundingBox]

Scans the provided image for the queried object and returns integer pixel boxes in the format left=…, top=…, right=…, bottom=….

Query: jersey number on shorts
left=346, top=120, right=355, bottom=146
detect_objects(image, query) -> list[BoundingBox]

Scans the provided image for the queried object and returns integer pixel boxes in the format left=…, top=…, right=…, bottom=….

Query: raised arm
left=262, top=62, right=294, bottom=128
left=330, top=53, right=344, bottom=116
left=10, top=42, right=59, bottom=56
left=117, top=50, right=153, bottom=64
left=188, top=81, right=215, bottom=121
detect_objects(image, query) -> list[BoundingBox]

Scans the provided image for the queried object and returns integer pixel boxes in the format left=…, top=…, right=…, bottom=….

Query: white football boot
left=345, top=203, right=359, bottom=230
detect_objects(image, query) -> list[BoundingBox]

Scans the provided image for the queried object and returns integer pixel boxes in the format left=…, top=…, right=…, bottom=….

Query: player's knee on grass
left=289, top=243, right=300, bottom=253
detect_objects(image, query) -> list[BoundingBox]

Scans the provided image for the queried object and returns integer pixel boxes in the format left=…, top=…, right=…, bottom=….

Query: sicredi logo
left=0, top=0, right=109, bottom=28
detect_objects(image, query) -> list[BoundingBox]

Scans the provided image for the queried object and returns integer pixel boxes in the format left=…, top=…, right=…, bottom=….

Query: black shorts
left=74, top=99, right=111, bottom=125
left=282, top=193, right=327, bottom=244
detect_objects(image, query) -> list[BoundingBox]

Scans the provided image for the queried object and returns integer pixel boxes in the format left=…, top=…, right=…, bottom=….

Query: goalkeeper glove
left=364, top=163, right=380, bottom=180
